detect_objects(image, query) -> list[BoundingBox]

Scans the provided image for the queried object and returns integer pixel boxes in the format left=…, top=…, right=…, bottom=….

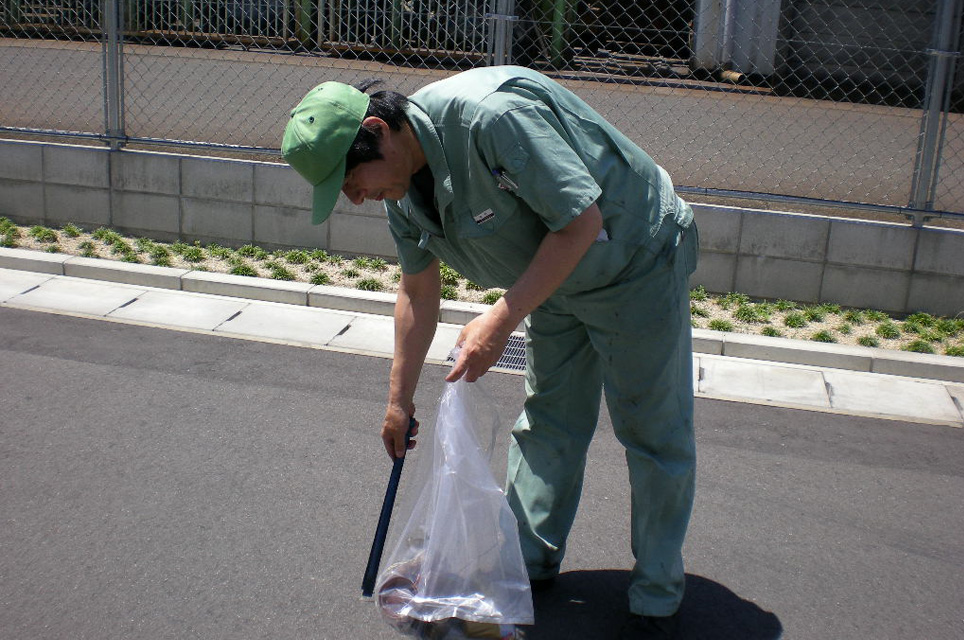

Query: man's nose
left=342, top=184, right=364, bottom=205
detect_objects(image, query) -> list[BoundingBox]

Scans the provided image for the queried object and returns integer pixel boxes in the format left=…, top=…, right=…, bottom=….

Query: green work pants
left=506, top=218, right=698, bottom=617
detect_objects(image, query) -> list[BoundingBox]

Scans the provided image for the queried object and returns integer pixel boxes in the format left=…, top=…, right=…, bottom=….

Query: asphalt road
left=1, top=306, right=962, bottom=639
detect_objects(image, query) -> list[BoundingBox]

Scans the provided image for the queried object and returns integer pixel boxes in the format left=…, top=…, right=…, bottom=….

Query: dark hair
left=345, top=79, right=410, bottom=173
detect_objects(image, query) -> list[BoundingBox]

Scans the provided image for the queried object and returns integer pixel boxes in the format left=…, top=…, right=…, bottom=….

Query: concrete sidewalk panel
left=0, top=247, right=70, bottom=274
left=108, top=290, right=248, bottom=331
left=945, top=384, right=964, bottom=421
left=428, top=324, right=462, bottom=362
left=183, top=271, right=312, bottom=306
left=327, top=314, right=395, bottom=355
left=0, top=268, right=55, bottom=302
left=214, top=302, right=355, bottom=346
left=64, top=256, right=188, bottom=290
left=5, top=276, right=144, bottom=316
left=823, top=370, right=962, bottom=426
left=700, top=356, right=830, bottom=408
left=326, top=314, right=460, bottom=361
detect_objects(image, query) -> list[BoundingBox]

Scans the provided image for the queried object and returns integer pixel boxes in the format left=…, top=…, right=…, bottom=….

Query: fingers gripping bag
left=375, top=377, right=534, bottom=639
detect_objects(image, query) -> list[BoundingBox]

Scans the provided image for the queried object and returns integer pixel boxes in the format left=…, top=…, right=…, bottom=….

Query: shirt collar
left=402, top=102, right=455, bottom=216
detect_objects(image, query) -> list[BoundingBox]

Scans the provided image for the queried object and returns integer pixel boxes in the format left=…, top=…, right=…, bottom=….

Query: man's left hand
left=446, top=309, right=514, bottom=382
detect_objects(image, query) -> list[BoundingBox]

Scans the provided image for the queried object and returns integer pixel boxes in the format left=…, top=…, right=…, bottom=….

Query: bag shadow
left=524, top=570, right=783, bottom=639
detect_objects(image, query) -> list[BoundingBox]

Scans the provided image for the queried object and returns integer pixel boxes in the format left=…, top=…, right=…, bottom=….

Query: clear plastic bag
left=375, top=377, right=534, bottom=639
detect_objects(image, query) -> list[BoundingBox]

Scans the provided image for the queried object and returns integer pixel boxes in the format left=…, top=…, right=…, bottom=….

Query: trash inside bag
left=375, top=376, right=533, bottom=639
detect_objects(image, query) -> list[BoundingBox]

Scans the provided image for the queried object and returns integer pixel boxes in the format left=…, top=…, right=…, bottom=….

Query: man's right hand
left=383, top=402, right=418, bottom=460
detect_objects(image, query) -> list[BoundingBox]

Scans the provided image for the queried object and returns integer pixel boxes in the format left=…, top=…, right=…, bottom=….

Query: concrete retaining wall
left=2, top=139, right=963, bottom=317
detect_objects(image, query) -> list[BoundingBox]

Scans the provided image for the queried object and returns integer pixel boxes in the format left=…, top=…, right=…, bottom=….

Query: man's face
left=341, top=118, right=413, bottom=205
left=341, top=157, right=410, bottom=205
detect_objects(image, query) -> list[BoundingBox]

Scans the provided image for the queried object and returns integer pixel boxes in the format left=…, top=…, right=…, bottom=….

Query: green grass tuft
left=439, top=262, right=462, bottom=286
left=356, top=278, right=384, bottom=291
left=440, top=284, right=459, bottom=300
left=784, top=312, right=807, bottom=328
left=875, top=322, right=901, bottom=340
left=858, top=336, right=880, bottom=348
left=29, top=225, right=58, bottom=243
left=61, top=223, right=82, bottom=238
left=78, top=240, right=98, bottom=257
left=230, top=264, right=258, bottom=277
left=708, top=319, right=733, bottom=332
left=903, top=339, right=935, bottom=354
left=269, top=265, right=295, bottom=281
left=944, top=344, right=964, bottom=357
left=285, top=250, right=310, bottom=265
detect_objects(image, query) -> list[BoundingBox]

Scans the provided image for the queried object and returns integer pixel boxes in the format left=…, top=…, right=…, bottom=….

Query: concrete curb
left=3, top=246, right=964, bottom=384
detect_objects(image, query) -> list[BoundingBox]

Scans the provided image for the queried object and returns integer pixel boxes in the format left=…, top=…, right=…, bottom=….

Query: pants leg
left=505, top=304, right=604, bottom=580
left=579, top=222, right=699, bottom=616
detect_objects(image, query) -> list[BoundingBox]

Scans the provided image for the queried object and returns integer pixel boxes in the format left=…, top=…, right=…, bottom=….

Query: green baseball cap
left=282, top=82, right=371, bottom=224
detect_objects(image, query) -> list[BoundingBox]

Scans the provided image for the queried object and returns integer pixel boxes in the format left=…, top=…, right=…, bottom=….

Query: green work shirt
left=386, top=66, right=690, bottom=294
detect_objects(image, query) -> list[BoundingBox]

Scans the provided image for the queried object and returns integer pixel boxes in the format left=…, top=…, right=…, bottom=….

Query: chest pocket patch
left=473, top=208, right=495, bottom=224
left=503, top=143, right=530, bottom=174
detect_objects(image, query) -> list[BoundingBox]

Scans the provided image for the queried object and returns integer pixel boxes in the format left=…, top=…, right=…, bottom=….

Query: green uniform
left=386, top=66, right=699, bottom=617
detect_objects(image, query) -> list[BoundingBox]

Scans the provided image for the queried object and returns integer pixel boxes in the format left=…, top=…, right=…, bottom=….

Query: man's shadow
left=524, top=571, right=782, bottom=639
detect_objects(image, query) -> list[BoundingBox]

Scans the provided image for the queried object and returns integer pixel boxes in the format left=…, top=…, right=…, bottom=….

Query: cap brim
left=310, top=155, right=347, bottom=225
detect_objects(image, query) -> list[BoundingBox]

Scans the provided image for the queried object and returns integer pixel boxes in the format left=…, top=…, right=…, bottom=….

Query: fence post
left=103, top=0, right=126, bottom=150
left=486, top=0, right=517, bottom=66
left=4, top=0, right=24, bottom=24
left=294, top=0, right=315, bottom=48
left=179, top=0, right=197, bottom=33
left=909, top=0, right=962, bottom=224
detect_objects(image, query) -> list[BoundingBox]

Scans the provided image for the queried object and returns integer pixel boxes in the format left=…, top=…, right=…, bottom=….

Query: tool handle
left=361, top=417, right=415, bottom=597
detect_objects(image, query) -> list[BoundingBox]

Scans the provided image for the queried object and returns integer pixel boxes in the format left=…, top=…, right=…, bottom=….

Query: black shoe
left=618, top=612, right=680, bottom=639
left=529, top=576, right=556, bottom=592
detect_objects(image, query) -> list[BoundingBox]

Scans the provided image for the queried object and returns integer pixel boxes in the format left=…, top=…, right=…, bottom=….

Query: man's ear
left=360, top=116, right=388, bottom=137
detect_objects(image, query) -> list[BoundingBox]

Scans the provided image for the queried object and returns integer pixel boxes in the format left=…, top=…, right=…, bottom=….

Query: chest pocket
left=456, top=188, right=523, bottom=239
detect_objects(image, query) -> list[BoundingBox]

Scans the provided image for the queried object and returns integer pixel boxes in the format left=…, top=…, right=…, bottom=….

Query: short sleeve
left=386, top=201, right=436, bottom=274
left=476, top=101, right=602, bottom=232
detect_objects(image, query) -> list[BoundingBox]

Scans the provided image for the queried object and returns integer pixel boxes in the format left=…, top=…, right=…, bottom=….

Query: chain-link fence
left=1, top=0, right=962, bottom=222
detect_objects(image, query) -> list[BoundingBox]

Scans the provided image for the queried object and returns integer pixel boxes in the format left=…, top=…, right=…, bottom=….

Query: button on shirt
left=385, top=66, right=687, bottom=295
